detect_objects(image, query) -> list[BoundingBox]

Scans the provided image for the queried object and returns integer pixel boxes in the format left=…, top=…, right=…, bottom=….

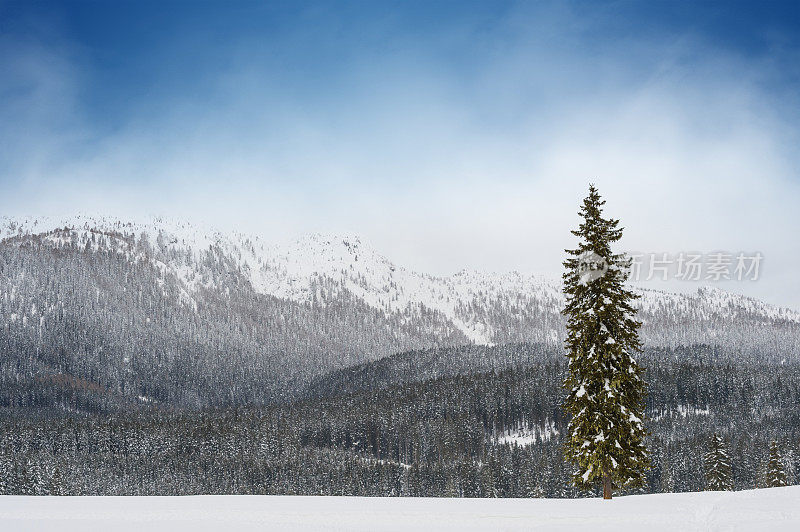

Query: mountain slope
left=3, top=215, right=798, bottom=349
left=1, top=215, right=799, bottom=410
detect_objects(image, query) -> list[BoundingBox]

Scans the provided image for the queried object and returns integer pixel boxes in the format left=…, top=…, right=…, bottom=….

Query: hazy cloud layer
left=1, top=2, right=798, bottom=308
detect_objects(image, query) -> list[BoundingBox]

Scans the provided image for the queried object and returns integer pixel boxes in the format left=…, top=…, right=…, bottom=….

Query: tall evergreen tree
left=766, top=440, right=787, bottom=487
left=704, top=433, right=733, bottom=491
left=562, top=184, right=649, bottom=499
left=48, top=467, right=66, bottom=496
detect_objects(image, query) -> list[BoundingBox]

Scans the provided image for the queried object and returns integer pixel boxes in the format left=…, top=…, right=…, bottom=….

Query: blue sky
left=1, top=1, right=800, bottom=308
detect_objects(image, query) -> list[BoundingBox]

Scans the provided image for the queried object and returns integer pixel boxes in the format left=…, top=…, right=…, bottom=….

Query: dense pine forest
left=1, top=344, right=798, bottom=496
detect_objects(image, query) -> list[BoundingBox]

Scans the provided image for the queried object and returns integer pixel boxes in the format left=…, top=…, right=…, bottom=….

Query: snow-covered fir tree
left=48, top=467, right=66, bottom=496
left=704, top=433, right=733, bottom=491
left=766, top=440, right=787, bottom=487
left=562, top=185, right=650, bottom=499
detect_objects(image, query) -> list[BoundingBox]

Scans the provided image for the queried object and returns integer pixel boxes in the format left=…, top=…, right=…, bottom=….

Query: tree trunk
left=603, top=471, right=613, bottom=500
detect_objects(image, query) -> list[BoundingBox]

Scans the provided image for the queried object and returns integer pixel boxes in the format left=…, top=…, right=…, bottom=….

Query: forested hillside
left=1, top=344, right=798, bottom=496
left=0, top=227, right=465, bottom=410
left=2, top=216, right=799, bottom=412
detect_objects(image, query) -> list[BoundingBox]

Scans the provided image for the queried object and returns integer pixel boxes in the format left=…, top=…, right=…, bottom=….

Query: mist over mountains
left=1, top=215, right=798, bottom=411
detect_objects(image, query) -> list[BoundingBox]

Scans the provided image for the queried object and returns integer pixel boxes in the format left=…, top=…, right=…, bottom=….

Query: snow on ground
left=496, top=421, right=559, bottom=446
left=1, top=487, right=799, bottom=531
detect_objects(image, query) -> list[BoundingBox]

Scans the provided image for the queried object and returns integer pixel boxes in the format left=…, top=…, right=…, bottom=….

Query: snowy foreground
left=1, top=487, right=799, bottom=531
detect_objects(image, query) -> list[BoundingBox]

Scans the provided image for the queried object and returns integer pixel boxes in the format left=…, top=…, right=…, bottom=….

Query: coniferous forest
left=1, top=343, right=799, bottom=497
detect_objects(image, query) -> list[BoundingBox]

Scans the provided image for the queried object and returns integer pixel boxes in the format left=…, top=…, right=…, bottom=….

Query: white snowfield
left=1, top=487, right=798, bottom=531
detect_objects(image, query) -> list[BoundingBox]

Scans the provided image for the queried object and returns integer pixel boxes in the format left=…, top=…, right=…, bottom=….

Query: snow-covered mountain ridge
left=2, top=214, right=799, bottom=348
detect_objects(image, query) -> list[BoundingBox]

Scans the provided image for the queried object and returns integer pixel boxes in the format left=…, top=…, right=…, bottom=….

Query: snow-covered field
left=1, top=487, right=798, bottom=531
